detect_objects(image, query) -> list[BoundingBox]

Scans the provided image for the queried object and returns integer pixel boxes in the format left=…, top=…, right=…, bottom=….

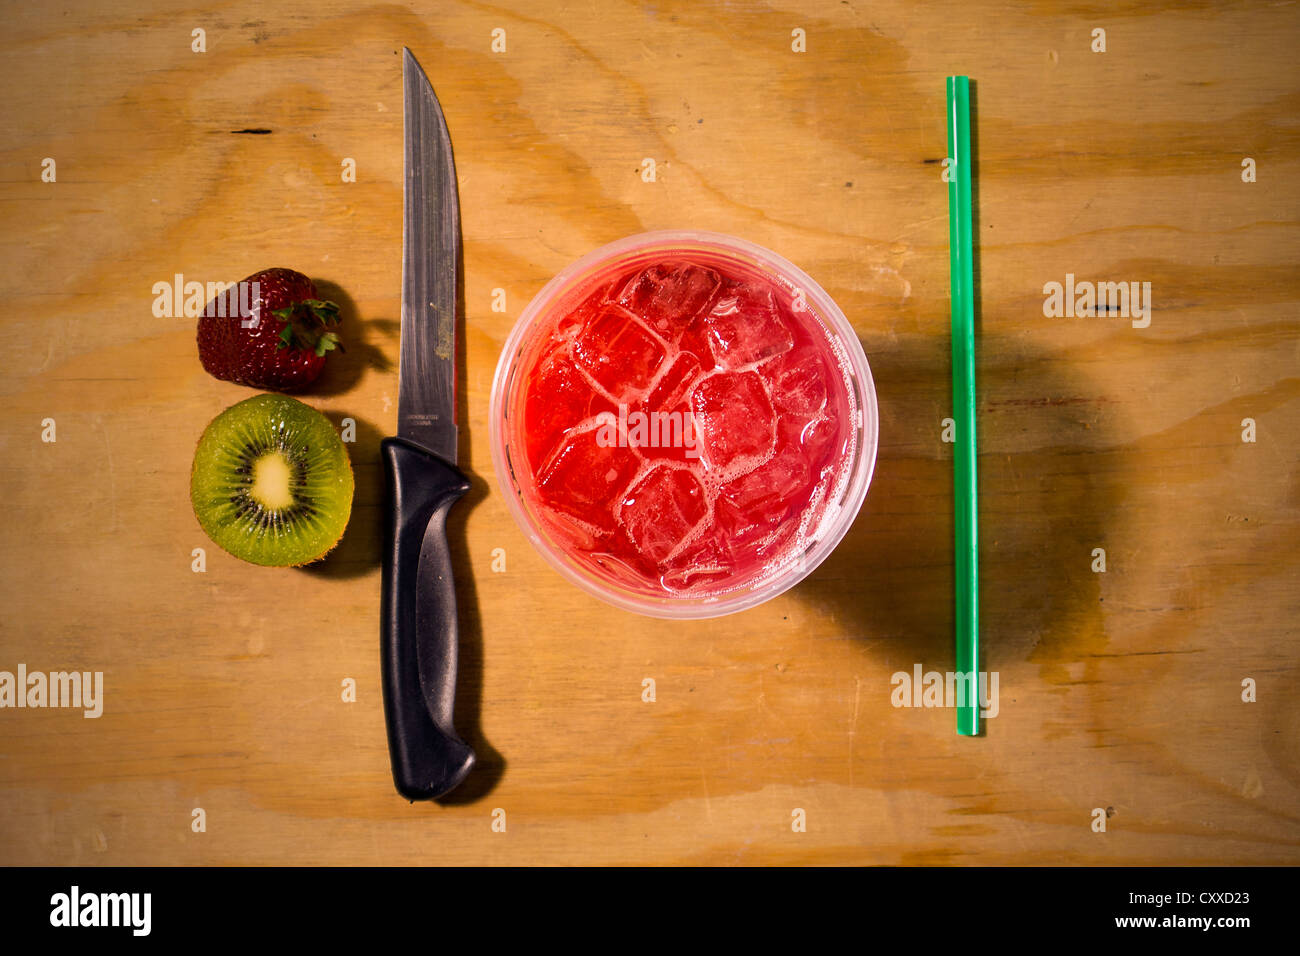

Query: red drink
left=495, top=234, right=872, bottom=613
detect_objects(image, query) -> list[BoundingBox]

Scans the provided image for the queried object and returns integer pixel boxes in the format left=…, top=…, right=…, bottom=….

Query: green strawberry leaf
left=302, top=300, right=342, bottom=325
left=269, top=298, right=343, bottom=356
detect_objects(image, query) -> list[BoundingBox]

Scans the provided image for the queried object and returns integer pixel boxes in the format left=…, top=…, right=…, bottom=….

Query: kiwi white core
left=251, top=452, right=295, bottom=510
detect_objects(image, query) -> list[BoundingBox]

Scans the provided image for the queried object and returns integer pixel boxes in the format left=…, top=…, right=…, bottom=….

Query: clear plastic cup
left=489, top=230, right=878, bottom=619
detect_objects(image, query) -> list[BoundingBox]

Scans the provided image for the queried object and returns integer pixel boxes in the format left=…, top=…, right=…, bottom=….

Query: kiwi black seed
left=190, top=394, right=354, bottom=567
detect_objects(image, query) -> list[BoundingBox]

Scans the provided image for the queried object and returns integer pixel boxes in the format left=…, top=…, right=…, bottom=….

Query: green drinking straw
left=946, top=76, right=980, bottom=736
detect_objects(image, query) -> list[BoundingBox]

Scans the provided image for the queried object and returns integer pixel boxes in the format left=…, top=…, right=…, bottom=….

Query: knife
left=380, top=48, right=475, bottom=801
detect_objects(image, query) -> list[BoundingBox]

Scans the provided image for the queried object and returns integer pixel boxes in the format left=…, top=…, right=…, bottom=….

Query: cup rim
left=488, top=229, right=879, bottom=619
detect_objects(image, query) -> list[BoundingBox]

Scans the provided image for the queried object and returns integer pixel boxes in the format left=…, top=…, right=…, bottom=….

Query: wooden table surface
left=1, top=1, right=1297, bottom=866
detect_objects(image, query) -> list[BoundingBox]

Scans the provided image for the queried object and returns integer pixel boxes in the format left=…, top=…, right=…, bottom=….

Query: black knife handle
left=380, top=436, right=475, bottom=800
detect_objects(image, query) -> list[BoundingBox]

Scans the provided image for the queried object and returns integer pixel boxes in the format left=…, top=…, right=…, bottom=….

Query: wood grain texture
left=1, top=0, right=1297, bottom=865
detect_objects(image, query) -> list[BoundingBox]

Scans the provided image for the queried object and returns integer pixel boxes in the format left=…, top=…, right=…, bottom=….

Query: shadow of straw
left=795, top=77, right=1127, bottom=708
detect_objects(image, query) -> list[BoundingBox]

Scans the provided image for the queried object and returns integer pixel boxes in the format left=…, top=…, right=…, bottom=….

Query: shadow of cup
left=795, top=328, right=1129, bottom=690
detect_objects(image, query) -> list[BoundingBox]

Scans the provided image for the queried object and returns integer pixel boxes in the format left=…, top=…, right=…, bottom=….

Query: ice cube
left=688, top=370, right=776, bottom=473
left=617, top=262, right=721, bottom=336
left=525, top=351, right=617, bottom=472
left=781, top=413, right=841, bottom=473
left=618, top=465, right=709, bottom=564
left=633, top=352, right=706, bottom=464
left=571, top=304, right=668, bottom=399
left=719, top=440, right=809, bottom=514
left=645, top=352, right=703, bottom=414
left=624, top=400, right=697, bottom=465
left=554, top=281, right=612, bottom=340
left=704, top=283, right=793, bottom=368
left=772, top=347, right=829, bottom=418
left=660, top=527, right=734, bottom=592
left=712, top=435, right=807, bottom=546
left=536, top=427, right=640, bottom=534
left=677, top=314, right=717, bottom=368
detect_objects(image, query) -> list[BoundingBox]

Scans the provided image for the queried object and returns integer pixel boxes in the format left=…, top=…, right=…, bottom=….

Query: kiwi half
left=191, top=394, right=354, bottom=567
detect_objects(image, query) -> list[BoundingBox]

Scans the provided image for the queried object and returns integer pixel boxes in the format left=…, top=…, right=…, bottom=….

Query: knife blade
left=398, top=48, right=458, bottom=463
left=379, top=48, right=475, bottom=801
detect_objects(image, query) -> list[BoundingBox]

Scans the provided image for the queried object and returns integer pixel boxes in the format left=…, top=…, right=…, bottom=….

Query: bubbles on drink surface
left=516, top=253, right=855, bottom=597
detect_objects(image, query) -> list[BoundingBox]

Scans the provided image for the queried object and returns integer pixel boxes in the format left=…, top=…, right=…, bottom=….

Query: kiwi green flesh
left=191, top=394, right=354, bottom=567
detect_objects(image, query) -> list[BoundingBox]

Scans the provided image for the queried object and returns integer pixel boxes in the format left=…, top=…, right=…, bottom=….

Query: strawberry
left=196, top=268, right=342, bottom=391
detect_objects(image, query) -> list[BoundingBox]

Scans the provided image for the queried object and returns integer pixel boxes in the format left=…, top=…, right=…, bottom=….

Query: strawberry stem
left=270, top=299, right=343, bottom=354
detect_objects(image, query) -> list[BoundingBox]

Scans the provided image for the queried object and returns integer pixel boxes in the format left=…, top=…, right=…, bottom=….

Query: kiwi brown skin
left=190, top=394, right=355, bottom=567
